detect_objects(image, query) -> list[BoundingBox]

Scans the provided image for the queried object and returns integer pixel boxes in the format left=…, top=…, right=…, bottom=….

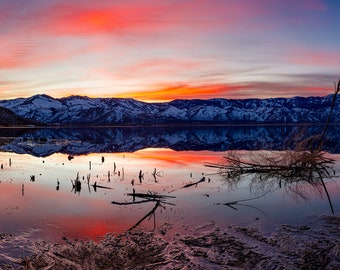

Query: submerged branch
left=128, top=201, right=161, bottom=231
left=169, top=177, right=206, bottom=193
left=111, top=191, right=176, bottom=230
left=207, top=148, right=336, bottom=214
left=207, top=150, right=335, bottom=183
left=216, top=192, right=270, bottom=218
left=126, top=192, right=176, bottom=200
left=111, top=200, right=153, bottom=206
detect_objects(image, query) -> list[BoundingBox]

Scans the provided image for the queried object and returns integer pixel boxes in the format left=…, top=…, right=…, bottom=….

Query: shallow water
left=0, top=146, right=339, bottom=243
left=1, top=126, right=340, bottom=268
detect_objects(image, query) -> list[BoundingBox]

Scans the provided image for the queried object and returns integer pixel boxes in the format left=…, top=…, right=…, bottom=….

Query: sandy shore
left=1, top=215, right=339, bottom=269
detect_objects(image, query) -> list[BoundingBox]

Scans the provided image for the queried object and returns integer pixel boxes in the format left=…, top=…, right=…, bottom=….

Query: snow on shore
left=1, top=215, right=339, bottom=269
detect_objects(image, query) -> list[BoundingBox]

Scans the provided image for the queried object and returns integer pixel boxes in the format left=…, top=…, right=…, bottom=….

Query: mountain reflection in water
left=1, top=125, right=340, bottom=157
left=0, top=125, right=339, bottom=244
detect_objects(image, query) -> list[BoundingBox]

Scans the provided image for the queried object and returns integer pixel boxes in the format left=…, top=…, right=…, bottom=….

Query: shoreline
left=1, top=214, right=339, bottom=269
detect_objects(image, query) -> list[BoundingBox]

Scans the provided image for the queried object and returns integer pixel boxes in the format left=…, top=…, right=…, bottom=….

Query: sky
left=0, top=0, right=339, bottom=102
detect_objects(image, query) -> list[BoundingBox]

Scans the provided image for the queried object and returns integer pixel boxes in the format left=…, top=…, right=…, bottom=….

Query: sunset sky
left=0, top=0, right=339, bottom=102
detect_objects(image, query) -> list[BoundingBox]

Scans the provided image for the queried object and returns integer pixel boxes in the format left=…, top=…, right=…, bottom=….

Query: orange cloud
left=114, top=80, right=333, bottom=102
left=115, top=84, right=232, bottom=102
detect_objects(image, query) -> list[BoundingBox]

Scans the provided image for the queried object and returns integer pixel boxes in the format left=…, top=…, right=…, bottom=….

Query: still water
left=0, top=126, right=339, bottom=242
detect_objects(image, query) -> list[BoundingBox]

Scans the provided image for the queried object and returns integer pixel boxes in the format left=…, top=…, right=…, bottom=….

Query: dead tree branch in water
left=111, top=191, right=176, bottom=230
left=206, top=151, right=335, bottom=184
left=92, top=181, right=113, bottom=192
left=128, top=201, right=162, bottom=231
left=206, top=80, right=340, bottom=214
left=316, top=79, right=340, bottom=151
left=126, top=191, right=175, bottom=202
left=216, top=192, right=270, bottom=218
left=71, top=172, right=82, bottom=195
left=169, top=177, right=206, bottom=193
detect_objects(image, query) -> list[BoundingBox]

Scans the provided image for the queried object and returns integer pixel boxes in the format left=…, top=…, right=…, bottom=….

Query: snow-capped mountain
left=0, top=94, right=338, bottom=125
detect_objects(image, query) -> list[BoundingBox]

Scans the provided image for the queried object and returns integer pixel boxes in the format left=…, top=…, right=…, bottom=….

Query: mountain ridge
left=0, top=94, right=338, bottom=126
left=0, top=106, right=40, bottom=126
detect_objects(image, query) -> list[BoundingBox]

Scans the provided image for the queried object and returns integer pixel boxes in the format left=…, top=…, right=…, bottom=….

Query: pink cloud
left=45, top=3, right=165, bottom=35
left=289, top=51, right=338, bottom=67
left=0, top=0, right=336, bottom=101
left=0, top=35, right=45, bottom=69
left=283, top=45, right=339, bottom=68
left=0, top=38, right=80, bottom=69
left=1, top=0, right=331, bottom=41
left=112, top=58, right=206, bottom=80
left=7, top=0, right=272, bottom=38
left=1, top=0, right=329, bottom=69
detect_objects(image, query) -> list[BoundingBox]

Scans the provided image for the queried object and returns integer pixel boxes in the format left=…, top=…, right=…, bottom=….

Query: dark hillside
left=0, top=106, right=39, bottom=126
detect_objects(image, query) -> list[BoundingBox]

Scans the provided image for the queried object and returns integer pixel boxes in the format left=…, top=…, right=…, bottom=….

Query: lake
left=0, top=125, right=339, bottom=243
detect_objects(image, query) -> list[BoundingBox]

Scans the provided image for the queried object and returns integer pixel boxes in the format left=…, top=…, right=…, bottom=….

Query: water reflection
left=1, top=125, right=340, bottom=157
left=0, top=129, right=339, bottom=242
left=215, top=192, right=270, bottom=219
left=111, top=191, right=176, bottom=231
left=169, top=176, right=207, bottom=193
left=71, top=173, right=82, bottom=195
left=92, top=181, right=113, bottom=192
left=208, top=149, right=337, bottom=214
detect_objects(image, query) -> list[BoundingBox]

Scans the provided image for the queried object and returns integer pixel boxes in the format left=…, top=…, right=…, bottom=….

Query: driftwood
left=92, top=181, right=113, bottom=192
left=216, top=192, right=270, bottom=218
left=128, top=201, right=161, bottom=231
left=207, top=149, right=336, bottom=214
left=111, top=192, right=175, bottom=205
left=111, top=191, right=176, bottom=230
left=126, top=191, right=175, bottom=201
left=207, top=80, right=340, bottom=215
left=71, top=172, right=82, bottom=194
left=206, top=151, right=335, bottom=183
left=169, top=177, right=206, bottom=193
left=152, top=168, right=164, bottom=182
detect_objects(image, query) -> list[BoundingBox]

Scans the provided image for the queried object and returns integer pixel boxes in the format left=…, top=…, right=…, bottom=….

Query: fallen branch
left=128, top=201, right=161, bottom=231
left=92, top=181, right=113, bottom=192
left=111, top=190, right=176, bottom=230
left=169, top=177, right=206, bottom=193
left=216, top=192, right=270, bottom=218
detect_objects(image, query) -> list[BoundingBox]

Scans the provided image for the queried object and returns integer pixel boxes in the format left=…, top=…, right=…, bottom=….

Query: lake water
left=0, top=125, right=339, bottom=242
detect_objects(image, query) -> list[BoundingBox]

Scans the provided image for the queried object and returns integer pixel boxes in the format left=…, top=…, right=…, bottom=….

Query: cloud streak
left=0, top=0, right=339, bottom=100
left=115, top=77, right=334, bottom=102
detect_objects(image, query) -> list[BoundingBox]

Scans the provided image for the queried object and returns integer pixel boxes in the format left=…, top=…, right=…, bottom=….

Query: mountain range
left=0, top=94, right=338, bottom=125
